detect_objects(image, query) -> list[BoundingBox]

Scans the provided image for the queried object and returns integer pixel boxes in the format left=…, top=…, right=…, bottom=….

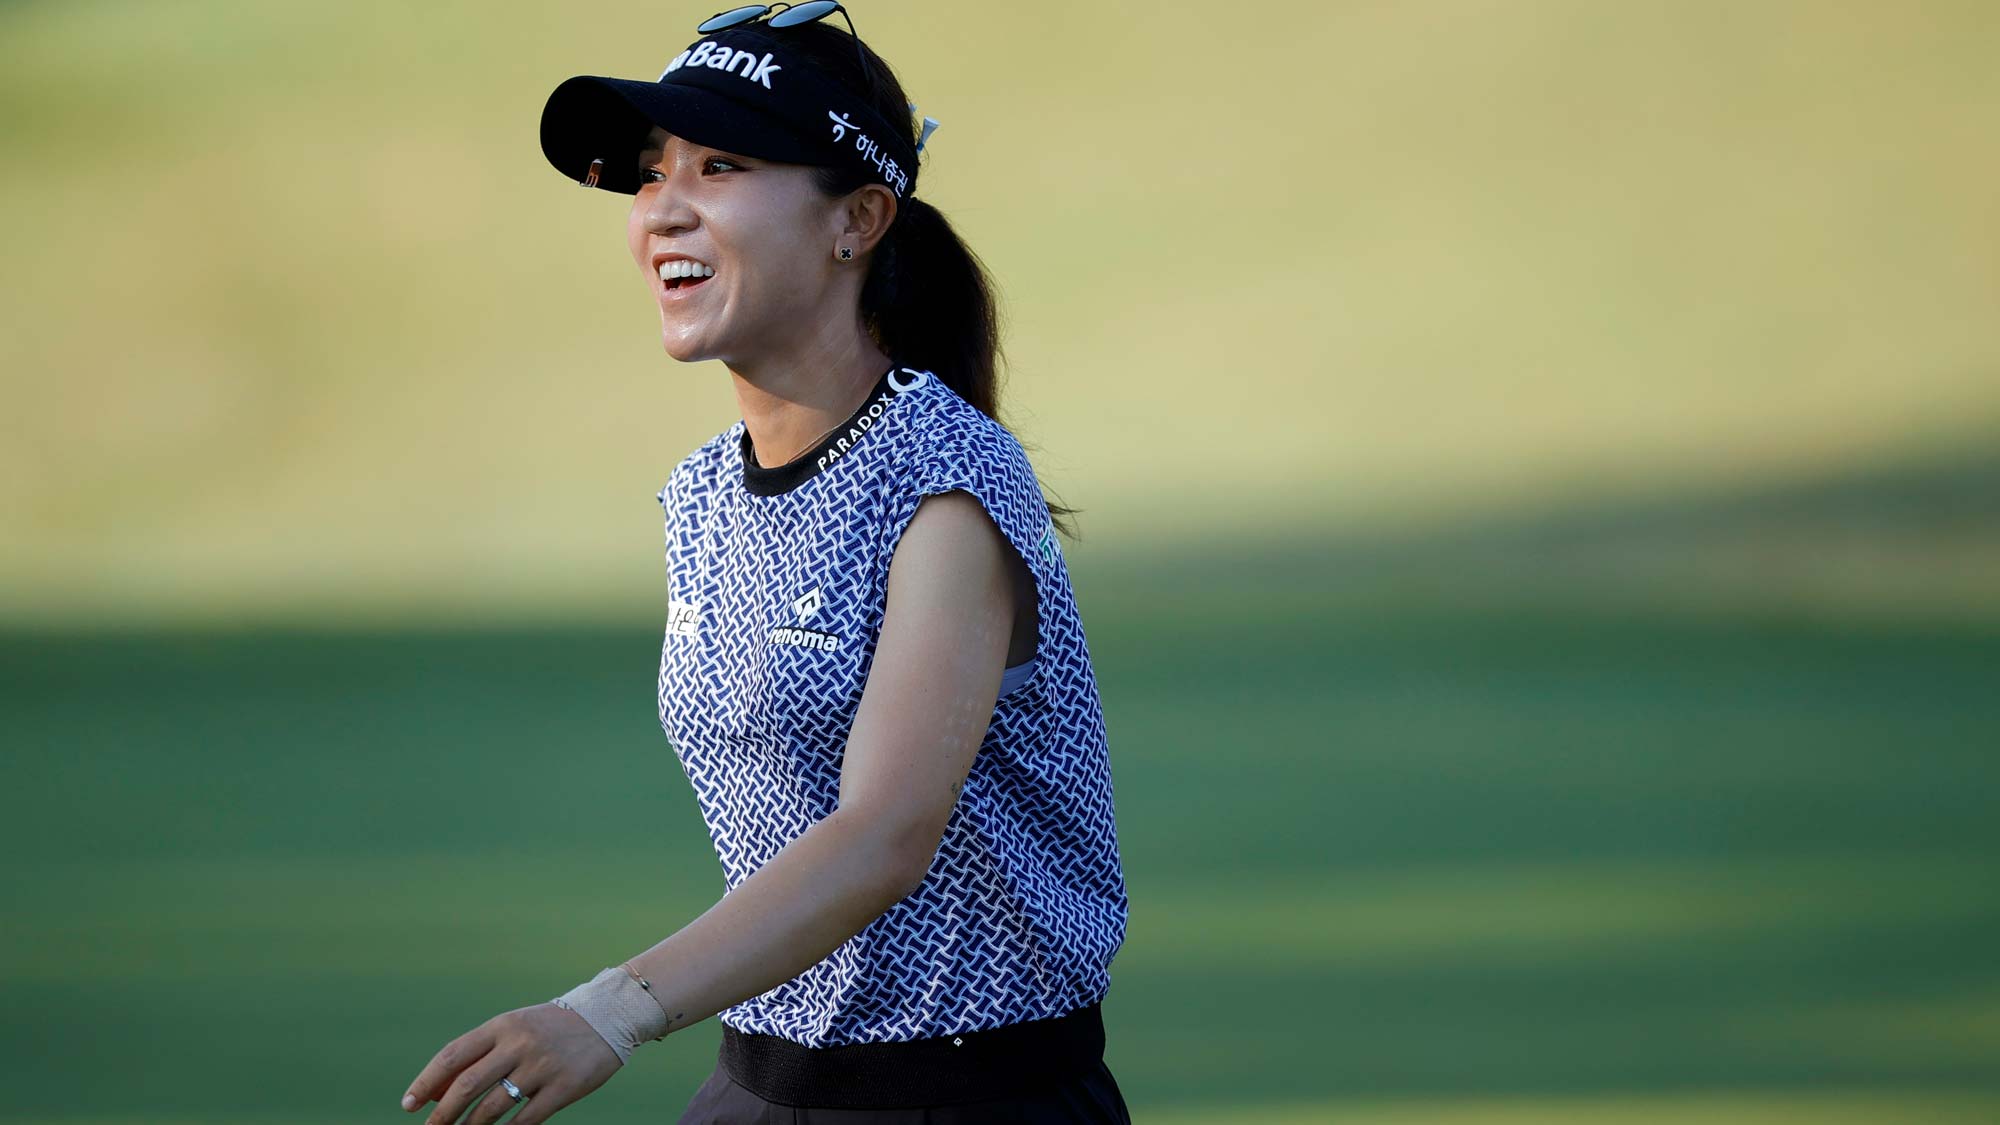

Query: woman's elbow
left=884, top=822, right=946, bottom=902
left=835, top=805, right=944, bottom=904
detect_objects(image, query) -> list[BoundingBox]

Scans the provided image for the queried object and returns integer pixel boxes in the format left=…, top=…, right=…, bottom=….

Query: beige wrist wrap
left=551, top=966, right=669, bottom=1065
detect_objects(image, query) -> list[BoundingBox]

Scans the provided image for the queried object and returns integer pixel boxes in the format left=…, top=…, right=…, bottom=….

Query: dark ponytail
left=857, top=196, right=990, bottom=409
left=788, top=23, right=1082, bottom=542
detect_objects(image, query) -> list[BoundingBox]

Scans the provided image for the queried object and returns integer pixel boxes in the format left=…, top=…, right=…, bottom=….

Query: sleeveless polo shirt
left=654, top=364, right=1129, bottom=1048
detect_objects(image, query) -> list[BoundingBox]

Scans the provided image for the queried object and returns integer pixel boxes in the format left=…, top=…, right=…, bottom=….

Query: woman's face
left=627, top=125, right=849, bottom=366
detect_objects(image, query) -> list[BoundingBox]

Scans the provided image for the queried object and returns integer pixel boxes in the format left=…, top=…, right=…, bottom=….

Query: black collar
left=740, top=365, right=901, bottom=497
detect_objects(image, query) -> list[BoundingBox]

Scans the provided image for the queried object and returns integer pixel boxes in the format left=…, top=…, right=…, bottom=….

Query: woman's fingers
left=464, top=1070, right=541, bottom=1125
left=425, top=1049, right=520, bottom=1125
left=405, top=1004, right=613, bottom=1125
left=403, top=1023, right=499, bottom=1123
left=404, top=1023, right=489, bottom=1110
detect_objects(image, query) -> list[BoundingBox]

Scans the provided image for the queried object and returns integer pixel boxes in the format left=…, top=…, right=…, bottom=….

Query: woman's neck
left=731, top=335, right=895, bottom=469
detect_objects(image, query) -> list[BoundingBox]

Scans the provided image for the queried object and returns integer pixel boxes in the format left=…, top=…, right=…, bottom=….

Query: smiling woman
left=398, top=7, right=1131, bottom=1125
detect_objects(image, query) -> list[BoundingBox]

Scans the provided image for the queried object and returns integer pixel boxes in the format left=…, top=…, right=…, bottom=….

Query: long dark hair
left=780, top=22, right=1081, bottom=543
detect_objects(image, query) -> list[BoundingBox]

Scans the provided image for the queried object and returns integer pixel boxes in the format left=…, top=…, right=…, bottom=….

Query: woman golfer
left=399, top=4, right=1131, bottom=1123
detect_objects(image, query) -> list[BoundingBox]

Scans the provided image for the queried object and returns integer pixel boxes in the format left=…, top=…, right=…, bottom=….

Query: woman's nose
left=642, top=178, right=697, bottom=234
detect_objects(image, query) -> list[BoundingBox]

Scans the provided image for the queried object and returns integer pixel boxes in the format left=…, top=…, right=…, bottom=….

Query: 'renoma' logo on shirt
left=791, top=586, right=823, bottom=620
left=771, top=583, right=839, bottom=652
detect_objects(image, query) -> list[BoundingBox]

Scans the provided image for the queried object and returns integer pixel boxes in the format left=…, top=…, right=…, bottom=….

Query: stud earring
left=837, top=245, right=854, bottom=261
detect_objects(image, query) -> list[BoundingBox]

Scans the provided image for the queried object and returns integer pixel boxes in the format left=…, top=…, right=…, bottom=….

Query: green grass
left=6, top=573, right=1997, bottom=1120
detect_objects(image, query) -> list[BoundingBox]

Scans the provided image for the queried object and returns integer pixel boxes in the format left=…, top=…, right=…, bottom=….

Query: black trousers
left=676, top=1055, right=1134, bottom=1123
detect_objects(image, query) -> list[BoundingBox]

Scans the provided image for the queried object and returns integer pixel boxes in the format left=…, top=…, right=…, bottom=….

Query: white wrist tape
left=551, top=966, right=669, bottom=1065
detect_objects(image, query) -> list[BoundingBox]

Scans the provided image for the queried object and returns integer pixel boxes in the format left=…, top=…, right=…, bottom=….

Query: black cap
left=540, top=27, right=918, bottom=199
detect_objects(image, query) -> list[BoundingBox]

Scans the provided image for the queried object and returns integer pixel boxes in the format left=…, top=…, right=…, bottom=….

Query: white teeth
left=658, top=260, right=715, bottom=282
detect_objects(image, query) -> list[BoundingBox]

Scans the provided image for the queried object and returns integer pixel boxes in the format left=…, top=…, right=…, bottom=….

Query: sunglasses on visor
left=697, top=2, right=871, bottom=89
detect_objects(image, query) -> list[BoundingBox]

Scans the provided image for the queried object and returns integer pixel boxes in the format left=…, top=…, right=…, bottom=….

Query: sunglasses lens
left=697, top=5, right=769, bottom=32
left=768, top=0, right=839, bottom=27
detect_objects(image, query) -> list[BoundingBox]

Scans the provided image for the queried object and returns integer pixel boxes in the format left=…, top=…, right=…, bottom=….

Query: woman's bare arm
left=404, top=490, right=1021, bottom=1125
left=617, top=489, right=1019, bottom=1036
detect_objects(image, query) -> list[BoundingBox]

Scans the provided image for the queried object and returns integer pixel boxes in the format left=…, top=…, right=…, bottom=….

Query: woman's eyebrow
left=638, top=136, right=756, bottom=166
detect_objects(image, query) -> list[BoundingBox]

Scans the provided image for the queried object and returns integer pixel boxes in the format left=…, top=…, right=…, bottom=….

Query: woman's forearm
left=619, top=807, right=925, bottom=1037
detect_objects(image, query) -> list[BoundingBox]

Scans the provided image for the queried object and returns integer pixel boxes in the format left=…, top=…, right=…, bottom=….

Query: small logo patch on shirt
left=667, top=598, right=700, bottom=637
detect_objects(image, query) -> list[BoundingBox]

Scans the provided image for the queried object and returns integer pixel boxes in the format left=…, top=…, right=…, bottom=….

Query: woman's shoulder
left=886, top=372, right=1057, bottom=571
left=890, top=370, right=1037, bottom=492
left=655, top=420, right=745, bottom=511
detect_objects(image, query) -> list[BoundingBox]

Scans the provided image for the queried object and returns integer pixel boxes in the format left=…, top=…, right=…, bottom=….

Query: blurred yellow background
left=6, top=0, right=1994, bottom=625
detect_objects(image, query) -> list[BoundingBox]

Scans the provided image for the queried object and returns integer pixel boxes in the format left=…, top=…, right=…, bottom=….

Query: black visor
left=539, top=26, right=919, bottom=199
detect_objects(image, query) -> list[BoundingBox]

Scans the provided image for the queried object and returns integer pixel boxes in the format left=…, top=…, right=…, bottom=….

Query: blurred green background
left=3, top=0, right=1997, bottom=1121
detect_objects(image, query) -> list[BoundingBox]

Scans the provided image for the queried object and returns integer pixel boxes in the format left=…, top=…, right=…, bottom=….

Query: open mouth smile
left=657, top=256, right=716, bottom=300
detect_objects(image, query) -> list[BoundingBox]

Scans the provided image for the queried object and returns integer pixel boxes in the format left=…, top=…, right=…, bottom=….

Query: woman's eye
left=637, top=159, right=739, bottom=183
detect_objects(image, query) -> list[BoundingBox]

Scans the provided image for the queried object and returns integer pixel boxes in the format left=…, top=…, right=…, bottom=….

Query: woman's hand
left=402, top=1001, right=623, bottom=1125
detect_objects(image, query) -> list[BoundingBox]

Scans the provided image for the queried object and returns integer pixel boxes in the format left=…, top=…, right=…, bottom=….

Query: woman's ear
left=843, top=183, right=899, bottom=256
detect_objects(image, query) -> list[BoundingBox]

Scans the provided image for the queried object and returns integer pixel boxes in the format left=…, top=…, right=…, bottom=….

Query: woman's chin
left=657, top=325, right=714, bottom=364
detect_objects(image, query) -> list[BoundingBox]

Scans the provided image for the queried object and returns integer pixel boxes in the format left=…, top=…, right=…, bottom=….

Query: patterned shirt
left=654, top=363, right=1129, bottom=1047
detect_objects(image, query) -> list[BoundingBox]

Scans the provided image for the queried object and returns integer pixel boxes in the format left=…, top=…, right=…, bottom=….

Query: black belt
left=718, top=1001, right=1106, bottom=1109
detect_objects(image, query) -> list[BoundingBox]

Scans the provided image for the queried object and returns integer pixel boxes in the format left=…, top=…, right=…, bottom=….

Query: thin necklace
left=751, top=367, right=889, bottom=468
left=758, top=415, right=849, bottom=468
